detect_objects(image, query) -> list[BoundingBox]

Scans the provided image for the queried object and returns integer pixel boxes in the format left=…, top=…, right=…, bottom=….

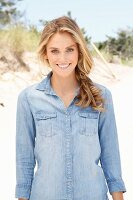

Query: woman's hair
left=38, top=16, right=104, bottom=111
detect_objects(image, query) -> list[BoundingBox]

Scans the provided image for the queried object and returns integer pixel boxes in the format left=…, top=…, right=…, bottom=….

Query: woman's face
left=45, top=32, right=79, bottom=78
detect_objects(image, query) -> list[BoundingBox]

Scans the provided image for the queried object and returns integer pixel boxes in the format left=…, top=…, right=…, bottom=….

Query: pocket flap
left=79, top=112, right=98, bottom=119
left=35, top=112, right=57, bottom=120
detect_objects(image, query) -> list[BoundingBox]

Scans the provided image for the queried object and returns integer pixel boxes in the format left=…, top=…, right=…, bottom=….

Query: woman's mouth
left=57, top=63, right=71, bottom=69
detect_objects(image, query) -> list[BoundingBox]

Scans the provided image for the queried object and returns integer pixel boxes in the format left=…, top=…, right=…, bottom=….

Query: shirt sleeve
left=15, top=89, right=36, bottom=199
left=98, top=87, right=126, bottom=194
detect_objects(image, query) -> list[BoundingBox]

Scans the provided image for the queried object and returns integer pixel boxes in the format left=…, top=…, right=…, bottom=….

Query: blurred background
left=0, top=0, right=133, bottom=199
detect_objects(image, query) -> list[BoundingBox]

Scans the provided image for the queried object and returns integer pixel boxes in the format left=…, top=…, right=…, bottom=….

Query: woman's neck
left=51, top=72, right=79, bottom=96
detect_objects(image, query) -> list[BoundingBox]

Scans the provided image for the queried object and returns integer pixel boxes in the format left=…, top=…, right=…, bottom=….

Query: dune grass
left=0, top=24, right=40, bottom=56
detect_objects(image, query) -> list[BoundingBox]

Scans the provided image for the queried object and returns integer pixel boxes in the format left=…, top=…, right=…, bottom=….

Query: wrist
left=111, top=191, right=124, bottom=200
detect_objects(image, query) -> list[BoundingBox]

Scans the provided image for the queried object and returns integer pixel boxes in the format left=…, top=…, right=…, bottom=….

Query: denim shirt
left=15, top=72, right=126, bottom=200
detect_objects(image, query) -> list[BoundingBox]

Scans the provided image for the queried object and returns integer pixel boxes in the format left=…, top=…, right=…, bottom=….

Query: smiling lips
left=57, top=63, right=70, bottom=69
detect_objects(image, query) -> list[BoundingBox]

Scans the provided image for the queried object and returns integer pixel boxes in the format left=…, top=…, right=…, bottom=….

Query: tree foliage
left=97, top=28, right=133, bottom=60
left=0, top=0, right=22, bottom=25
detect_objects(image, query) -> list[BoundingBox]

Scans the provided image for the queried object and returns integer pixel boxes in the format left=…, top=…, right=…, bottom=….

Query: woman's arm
left=98, top=88, right=126, bottom=194
left=111, top=192, right=124, bottom=200
left=15, top=89, right=36, bottom=199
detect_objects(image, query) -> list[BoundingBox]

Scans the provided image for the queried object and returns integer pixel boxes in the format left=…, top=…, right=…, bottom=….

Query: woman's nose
left=58, top=52, right=67, bottom=63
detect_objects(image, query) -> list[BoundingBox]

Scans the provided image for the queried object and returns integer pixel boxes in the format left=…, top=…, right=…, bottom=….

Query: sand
left=0, top=58, right=133, bottom=199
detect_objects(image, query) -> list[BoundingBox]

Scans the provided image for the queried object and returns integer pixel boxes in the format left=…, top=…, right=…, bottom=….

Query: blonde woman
left=15, top=16, right=126, bottom=200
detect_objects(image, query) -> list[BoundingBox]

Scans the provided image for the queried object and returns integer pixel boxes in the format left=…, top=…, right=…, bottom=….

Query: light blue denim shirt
left=15, top=72, right=126, bottom=200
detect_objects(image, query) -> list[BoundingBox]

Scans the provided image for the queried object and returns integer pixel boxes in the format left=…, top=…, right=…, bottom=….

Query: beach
left=0, top=58, right=133, bottom=199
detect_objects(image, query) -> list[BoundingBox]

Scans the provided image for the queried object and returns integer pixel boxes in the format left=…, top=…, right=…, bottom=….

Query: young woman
left=15, top=16, right=126, bottom=200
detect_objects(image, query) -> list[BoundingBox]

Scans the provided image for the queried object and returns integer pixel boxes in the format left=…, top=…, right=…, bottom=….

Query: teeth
left=58, top=64, right=69, bottom=68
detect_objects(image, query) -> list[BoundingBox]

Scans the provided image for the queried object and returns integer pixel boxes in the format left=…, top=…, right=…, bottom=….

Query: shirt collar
left=36, top=71, right=80, bottom=97
left=36, top=71, right=56, bottom=95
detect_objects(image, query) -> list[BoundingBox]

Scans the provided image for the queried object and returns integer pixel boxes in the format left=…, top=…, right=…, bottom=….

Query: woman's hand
left=111, top=192, right=124, bottom=200
left=18, top=199, right=28, bottom=200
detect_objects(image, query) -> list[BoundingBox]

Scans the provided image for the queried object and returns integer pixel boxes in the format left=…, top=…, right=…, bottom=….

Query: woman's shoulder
left=17, top=76, right=47, bottom=100
left=18, top=83, right=38, bottom=98
left=94, top=82, right=112, bottom=99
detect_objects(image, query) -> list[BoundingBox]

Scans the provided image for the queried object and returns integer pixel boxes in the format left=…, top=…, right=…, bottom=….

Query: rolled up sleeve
left=98, top=87, right=126, bottom=194
left=15, top=89, right=36, bottom=199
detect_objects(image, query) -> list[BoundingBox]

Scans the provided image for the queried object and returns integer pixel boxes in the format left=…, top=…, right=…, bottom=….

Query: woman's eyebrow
left=49, top=44, right=77, bottom=49
left=66, top=44, right=77, bottom=48
left=49, top=47, right=58, bottom=49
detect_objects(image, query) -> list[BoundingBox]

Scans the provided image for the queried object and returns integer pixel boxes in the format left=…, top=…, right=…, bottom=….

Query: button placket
left=65, top=111, right=74, bottom=199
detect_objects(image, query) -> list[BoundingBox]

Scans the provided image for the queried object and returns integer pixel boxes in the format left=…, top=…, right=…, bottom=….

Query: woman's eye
left=51, top=50, right=59, bottom=54
left=67, top=48, right=74, bottom=52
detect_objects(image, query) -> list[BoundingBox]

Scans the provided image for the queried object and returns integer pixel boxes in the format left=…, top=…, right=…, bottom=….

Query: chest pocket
left=35, top=112, right=57, bottom=137
left=79, top=112, right=99, bottom=136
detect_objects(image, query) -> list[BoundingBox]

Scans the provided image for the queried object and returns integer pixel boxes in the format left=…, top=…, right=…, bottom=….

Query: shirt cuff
left=107, top=179, right=126, bottom=194
left=15, top=184, right=31, bottom=199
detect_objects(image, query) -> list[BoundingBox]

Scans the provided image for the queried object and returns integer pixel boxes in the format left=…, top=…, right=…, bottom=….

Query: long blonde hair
left=38, top=16, right=104, bottom=111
